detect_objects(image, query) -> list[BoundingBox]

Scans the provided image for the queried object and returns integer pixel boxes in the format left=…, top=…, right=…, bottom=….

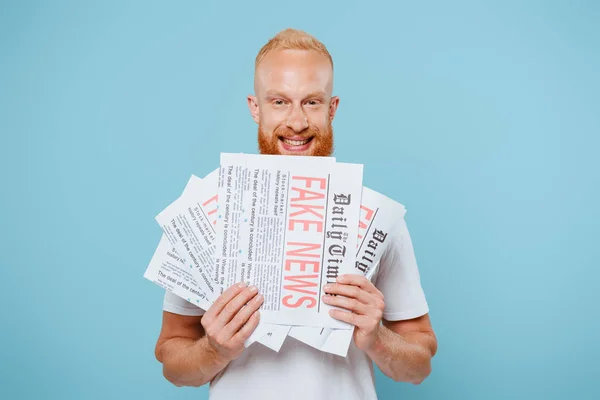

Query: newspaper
left=288, top=186, right=407, bottom=356
left=144, top=175, right=214, bottom=309
left=144, top=155, right=411, bottom=357
left=215, top=154, right=338, bottom=345
left=216, top=153, right=364, bottom=329
left=155, top=170, right=220, bottom=302
left=144, top=234, right=212, bottom=311
left=147, top=168, right=291, bottom=351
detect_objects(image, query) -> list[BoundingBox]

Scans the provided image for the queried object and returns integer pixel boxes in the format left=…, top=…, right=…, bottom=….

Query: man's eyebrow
left=264, top=90, right=288, bottom=98
left=305, top=91, right=327, bottom=99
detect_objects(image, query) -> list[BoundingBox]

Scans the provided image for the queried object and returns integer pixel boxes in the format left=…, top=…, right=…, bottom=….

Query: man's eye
left=306, top=100, right=319, bottom=106
left=274, top=100, right=285, bottom=105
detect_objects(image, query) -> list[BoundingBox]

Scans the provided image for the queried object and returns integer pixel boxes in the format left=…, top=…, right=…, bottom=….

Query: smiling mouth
left=279, top=137, right=313, bottom=146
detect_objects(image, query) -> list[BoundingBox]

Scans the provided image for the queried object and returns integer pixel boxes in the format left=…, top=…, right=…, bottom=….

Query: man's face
left=248, top=49, right=339, bottom=157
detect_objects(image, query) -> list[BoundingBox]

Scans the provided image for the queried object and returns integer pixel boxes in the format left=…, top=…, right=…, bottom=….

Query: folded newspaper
left=144, top=153, right=406, bottom=356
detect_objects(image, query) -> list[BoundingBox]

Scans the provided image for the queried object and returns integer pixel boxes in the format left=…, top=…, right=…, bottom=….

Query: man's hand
left=201, top=282, right=264, bottom=364
left=322, top=274, right=385, bottom=352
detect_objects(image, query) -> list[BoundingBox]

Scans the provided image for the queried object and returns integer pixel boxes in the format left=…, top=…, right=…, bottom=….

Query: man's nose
left=286, top=105, right=309, bottom=133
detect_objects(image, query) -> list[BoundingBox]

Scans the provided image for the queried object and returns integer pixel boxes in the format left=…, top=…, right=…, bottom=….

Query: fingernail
left=324, top=284, right=332, bottom=291
left=249, top=285, right=258, bottom=293
left=256, top=294, right=264, bottom=302
left=322, top=294, right=330, bottom=300
left=238, top=282, right=247, bottom=288
left=337, top=275, right=345, bottom=283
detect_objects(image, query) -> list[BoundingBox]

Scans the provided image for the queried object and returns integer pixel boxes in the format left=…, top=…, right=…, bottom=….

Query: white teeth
left=282, top=138, right=310, bottom=146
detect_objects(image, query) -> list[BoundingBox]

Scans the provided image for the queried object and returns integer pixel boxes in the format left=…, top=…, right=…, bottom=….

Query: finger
left=205, top=282, right=246, bottom=320
left=214, top=285, right=260, bottom=327
left=323, top=283, right=379, bottom=307
left=232, top=310, right=261, bottom=343
left=221, top=292, right=264, bottom=339
left=329, top=309, right=370, bottom=329
left=322, top=294, right=370, bottom=316
left=337, top=274, right=383, bottom=299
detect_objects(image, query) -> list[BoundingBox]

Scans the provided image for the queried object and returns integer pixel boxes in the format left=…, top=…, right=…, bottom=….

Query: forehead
left=255, top=49, right=333, bottom=98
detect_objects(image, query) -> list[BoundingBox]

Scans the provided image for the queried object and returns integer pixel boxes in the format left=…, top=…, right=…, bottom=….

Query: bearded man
left=154, top=28, right=437, bottom=400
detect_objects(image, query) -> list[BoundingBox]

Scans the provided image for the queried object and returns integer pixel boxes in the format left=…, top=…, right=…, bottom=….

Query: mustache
left=274, top=124, right=322, bottom=138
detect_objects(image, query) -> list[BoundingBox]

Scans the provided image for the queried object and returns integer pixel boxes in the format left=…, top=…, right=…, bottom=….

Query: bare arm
left=154, top=283, right=263, bottom=387
left=154, top=313, right=225, bottom=387
left=366, top=315, right=437, bottom=384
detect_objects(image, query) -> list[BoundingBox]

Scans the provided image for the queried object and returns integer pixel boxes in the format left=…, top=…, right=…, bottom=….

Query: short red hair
left=255, top=28, right=333, bottom=71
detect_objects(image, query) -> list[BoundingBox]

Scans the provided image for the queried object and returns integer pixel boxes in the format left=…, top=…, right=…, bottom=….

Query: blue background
left=1, top=1, right=598, bottom=399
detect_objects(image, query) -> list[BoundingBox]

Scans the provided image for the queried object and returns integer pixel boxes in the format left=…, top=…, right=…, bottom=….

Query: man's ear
left=328, top=96, right=340, bottom=121
left=247, top=95, right=260, bottom=124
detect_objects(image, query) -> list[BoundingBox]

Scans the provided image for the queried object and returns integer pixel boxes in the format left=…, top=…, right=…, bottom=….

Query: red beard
left=258, top=121, right=334, bottom=157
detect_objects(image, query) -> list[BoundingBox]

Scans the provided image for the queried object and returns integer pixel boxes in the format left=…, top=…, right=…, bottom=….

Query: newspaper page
left=219, top=154, right=364, bottom=328
left=215, top=153, right=336, bottom=344
left=149, top=166, right=290, bottom=351
left=155, top=170, right=220, bottom=303
left=144, top=176, right=213, bottom=310
left=144, top=234, right=212, bottom=311
left=288, top=186, right=407, bottom=356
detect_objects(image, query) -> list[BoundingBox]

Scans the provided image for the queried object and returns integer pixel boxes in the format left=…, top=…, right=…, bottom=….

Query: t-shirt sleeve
left=374, top=215, right=429, bottom=321
left=162, top=290, right=205, bottom=316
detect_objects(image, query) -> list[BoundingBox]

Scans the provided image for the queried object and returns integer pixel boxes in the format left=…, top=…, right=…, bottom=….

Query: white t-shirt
left=162, top=216, right=429, bottom=400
